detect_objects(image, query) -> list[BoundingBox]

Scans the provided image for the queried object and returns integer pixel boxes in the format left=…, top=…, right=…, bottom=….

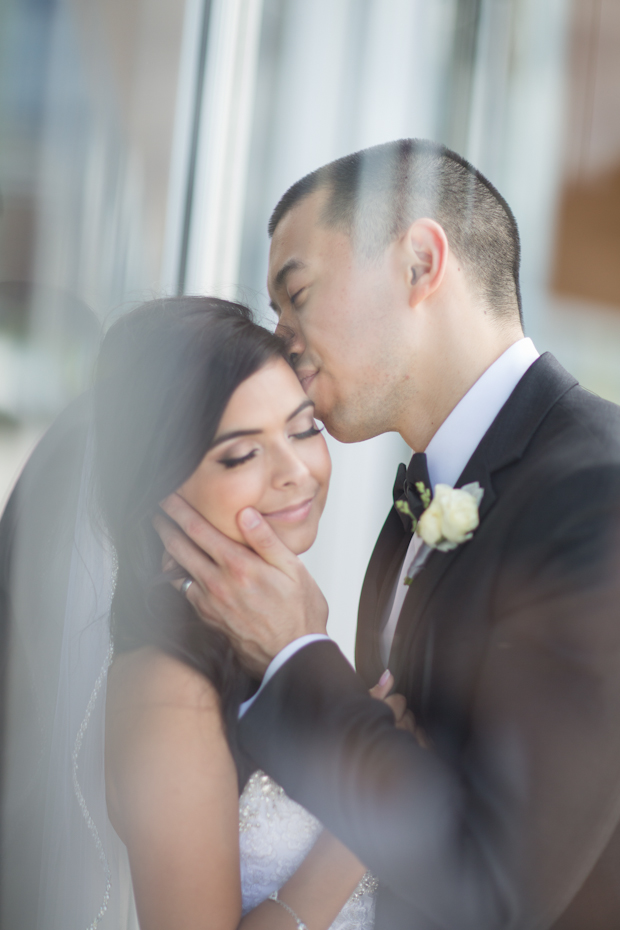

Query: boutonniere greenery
left=397, top=481, right=484, bottom=552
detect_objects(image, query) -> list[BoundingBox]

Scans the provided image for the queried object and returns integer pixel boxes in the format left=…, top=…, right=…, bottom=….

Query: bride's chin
left=293, top=540, right=315, bottom=555
left=273, top=525, right=318, bottom=556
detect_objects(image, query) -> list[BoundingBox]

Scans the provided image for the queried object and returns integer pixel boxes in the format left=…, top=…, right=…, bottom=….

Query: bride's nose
left=271, top=442, right=311, bottom=488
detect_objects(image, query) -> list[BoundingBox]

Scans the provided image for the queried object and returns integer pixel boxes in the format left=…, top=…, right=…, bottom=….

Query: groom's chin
left=324, top=419, right=375, bottom=444
left=320, top=406, right=376, bottom=445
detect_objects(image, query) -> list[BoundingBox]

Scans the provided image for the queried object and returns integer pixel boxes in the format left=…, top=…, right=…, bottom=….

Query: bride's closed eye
left=219, top=449, right=259, bottom=469
left=291, top=424, right=323, bottom=440
left=218, top=423, right=322, bottom=468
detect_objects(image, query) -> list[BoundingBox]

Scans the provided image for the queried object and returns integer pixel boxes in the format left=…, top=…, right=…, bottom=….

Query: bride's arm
left=106, top=647, right=243, bottom=929
left=238, top=829, right=367, bottom=930
left=237, top=671, right=418, bottom=929
left=105, top=648, right=367, bottom=930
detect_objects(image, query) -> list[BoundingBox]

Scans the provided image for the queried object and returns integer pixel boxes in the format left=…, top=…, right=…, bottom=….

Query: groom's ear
left=401, top=218, right=449, bottom=308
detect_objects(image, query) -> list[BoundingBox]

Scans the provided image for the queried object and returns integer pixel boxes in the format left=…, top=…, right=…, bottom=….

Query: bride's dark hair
left=93, top=296, right=288, bottom=781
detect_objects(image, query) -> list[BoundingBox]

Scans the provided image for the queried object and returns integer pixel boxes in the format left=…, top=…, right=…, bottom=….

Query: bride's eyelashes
left=219, top=449, right=258, bottom=469
left=218, top=425, right=323, bottom=469
left=291, top=425, right=323, bottom=440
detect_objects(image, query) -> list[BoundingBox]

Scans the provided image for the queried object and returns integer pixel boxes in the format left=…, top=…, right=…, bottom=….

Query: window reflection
left=0, top=0, right=618, bottom=650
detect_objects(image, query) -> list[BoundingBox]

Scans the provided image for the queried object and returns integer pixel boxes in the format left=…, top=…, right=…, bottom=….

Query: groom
left=158, top=140, right=620, bottom=929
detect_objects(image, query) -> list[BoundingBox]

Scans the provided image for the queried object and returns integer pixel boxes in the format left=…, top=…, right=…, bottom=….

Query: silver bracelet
left=268, top=890, right=309, bottom=930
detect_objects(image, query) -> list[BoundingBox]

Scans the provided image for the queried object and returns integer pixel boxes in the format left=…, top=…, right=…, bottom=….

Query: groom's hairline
left=267, top=140, right=522, bottom=322
left=268, top=141, right=516, bottom=240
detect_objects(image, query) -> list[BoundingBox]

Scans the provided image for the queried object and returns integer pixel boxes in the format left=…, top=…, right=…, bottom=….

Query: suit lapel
left=356, top=508, right=409, bottom=685
left=387, top=353, right=578, bottom=680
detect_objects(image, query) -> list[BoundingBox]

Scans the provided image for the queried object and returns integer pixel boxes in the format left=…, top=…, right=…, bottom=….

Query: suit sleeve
left=237, top=463, right=620, bottom=930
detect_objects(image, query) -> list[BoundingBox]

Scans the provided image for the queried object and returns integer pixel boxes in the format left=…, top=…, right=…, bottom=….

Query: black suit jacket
left=239, top=354, right=620, bottom=929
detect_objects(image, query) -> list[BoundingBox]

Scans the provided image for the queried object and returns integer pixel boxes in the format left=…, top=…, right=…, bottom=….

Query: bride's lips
left=262, top=496, right=314, bottom=524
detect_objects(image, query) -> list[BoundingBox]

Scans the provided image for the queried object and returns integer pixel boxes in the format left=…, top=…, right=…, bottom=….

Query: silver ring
left=180, top=576, right=194, bottom=597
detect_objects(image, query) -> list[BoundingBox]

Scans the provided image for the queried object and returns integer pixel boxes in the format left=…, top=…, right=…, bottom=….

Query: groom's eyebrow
left=274, top=259, right=307, bottom=292
left=211, top=400, right=315, bottom=448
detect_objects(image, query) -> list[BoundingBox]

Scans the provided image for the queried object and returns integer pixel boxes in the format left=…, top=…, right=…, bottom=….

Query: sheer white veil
left=1, top=411, right=138, bottom=929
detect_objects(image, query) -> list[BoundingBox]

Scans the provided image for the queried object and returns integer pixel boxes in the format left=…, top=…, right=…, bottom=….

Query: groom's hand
left=153, top=493, right=328, bottom=676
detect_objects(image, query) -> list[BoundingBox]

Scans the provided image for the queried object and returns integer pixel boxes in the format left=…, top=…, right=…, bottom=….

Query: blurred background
left=0, top=0, right=618, bottom=659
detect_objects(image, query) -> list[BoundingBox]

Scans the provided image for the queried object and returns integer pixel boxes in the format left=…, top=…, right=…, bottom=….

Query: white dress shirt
left=240, top=338, right=540, bottom=715
left=380, top=337, right=540, bottom=663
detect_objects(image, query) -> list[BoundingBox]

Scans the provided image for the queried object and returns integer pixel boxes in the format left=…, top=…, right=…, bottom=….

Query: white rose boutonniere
left=416, top=482, right=484, bottom=552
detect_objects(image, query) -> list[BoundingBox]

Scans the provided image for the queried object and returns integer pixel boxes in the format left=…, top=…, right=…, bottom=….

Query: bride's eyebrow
left=287, top=398, right=314, bottom=421
left=210, top=428, right=262, bottom=449
left=210, top=400, right=314, bottom=449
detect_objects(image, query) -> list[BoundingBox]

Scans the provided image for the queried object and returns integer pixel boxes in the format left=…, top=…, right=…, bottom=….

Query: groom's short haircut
left=269, top=139, right=522, bottom=321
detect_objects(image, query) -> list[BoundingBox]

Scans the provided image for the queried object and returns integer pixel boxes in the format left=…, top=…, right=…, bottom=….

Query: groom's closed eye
left=289, top=287, right=307, bottom=308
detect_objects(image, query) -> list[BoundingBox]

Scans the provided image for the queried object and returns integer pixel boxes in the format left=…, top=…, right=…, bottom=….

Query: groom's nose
left=275, top=317, right=305, bottom=365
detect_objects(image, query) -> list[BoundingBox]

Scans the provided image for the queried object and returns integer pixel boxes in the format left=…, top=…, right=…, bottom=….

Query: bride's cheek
left=310, top=442, right=332, bottom=490
left=220, top=476, right=262, bottom=531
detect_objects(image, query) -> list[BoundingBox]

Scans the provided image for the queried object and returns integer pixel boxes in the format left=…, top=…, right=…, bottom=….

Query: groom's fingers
left=154, top=513, right=243, bottom=637
left=160, top=493, right=230, bottom=566
left=237, top=507, right=300, bottom=579
left=156, top=496, right=300, bottom=621
left=155, top=493, right=329, bottom=670
left=161, top=493, right=299, bottom=581
left=153, top=513, right=218, bottom=588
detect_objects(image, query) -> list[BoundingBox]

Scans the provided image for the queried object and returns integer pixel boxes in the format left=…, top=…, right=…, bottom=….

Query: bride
left=90, top=295, right=385, bottom=929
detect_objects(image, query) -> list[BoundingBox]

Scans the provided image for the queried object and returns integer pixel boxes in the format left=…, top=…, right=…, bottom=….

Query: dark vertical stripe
left=579, top=0, right=603, bottom=180
left=176, top=0, right=214, bottom=296
left=440, top=0, right=483, bottom=154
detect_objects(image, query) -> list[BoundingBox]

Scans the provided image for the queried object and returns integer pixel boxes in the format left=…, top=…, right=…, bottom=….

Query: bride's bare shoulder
left=105, top=647, right=234, bottom=839
left=106, top=645, right=220, bottom=716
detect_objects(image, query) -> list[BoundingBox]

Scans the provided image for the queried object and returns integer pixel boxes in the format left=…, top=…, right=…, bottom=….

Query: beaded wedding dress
left=240, top=769, right=377, bottom=928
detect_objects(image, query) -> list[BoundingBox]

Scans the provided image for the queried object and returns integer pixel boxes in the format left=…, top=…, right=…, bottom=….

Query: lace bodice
left=239, top=770, right=377, bottom=929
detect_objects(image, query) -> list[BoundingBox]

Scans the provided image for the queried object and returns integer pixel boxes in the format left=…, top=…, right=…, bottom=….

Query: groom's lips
left=263, top=496, right=314, bottom=524
left=297, top=369, right=318, bottom=393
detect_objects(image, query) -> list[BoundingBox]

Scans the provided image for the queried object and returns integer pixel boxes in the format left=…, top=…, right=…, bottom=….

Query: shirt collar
left=423, top=337, right=540, bottom=490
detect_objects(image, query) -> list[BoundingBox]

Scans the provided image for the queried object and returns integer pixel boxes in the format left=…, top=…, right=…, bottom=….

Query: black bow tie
left=393, top=453, right=432, bottom=533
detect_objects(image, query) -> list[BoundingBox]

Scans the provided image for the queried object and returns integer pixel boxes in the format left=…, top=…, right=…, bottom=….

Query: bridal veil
left=0, top=395, right=138, bottom=929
